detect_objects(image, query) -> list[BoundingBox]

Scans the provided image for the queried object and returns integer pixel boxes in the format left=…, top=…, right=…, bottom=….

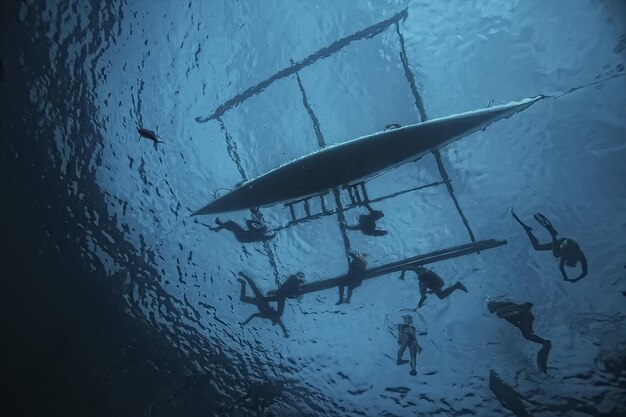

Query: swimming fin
left=534, top=213, right=557, bottom=236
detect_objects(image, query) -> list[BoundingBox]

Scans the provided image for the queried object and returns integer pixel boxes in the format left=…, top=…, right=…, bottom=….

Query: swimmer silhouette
left=488, top=301, right=552, bottom=374
left=336, top=251, right=367, bottom=305
left=346, top=204, right=387, bottom=237
left=400, top=266, right=467, bottom=308
left=512, top=209, right=587, bottom=282
left=209, top=217, right=275, bottom=243
left=396, top=315, right=422, bottom=376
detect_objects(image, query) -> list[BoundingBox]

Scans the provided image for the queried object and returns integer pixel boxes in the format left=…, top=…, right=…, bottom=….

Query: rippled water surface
left=2, top=0, right=625, bottom=416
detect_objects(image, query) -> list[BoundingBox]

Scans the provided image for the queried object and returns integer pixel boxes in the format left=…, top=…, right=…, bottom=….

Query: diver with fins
left=488, top=301, right=552, bottom=374
left=209, top=217, right=275, bottom=243
left=512, top=209, right=588, bottom=282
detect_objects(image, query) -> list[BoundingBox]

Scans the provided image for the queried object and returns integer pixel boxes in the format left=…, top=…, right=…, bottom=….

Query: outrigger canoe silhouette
left=193, top=96, right=541, bottom=216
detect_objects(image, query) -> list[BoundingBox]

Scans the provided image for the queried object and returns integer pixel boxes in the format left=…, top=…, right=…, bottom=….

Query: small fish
left=137, top=127, right=164, bottom=146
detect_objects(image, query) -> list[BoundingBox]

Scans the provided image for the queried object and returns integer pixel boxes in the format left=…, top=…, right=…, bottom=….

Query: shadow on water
left=0, top=2, right=234, bottom=416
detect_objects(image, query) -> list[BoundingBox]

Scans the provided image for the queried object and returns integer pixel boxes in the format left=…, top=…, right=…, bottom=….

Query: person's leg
left=397, top=342, right=409, bottom=365
left=431, top=285, right=447, bottom=299
left=409, top=342, right=418, bottom=375
left=346, top=286, right=353, bottom=303
left=512, top=210, right=552, bottom=251
left=536, top=339, right=552, bottom=374
left=534, top=213, right=558, bottom=237
left=241, top=313, right=262, bottom=325
left=417, top=295, right=427, bottom=308
left=242, top=275, right=265, bottom=299
left=551, top=238, right=562, bottom=258
left=519, top=319, right=548, bottom=345
left=208, top=217, right=225, bottom=230
left=276, top=298, right=286, bottom=316
left=238, top=278, right=258, bottom=304
left=219, top=220, right=238, bottom=231
left=336, top=286, right=344, bottom=305
left=277, top=320, right=289, bottom=338
left=434, top=282, right=468, bottom=299
left=418, top=281, right=428, bottom=307
left=238, top=278, right=247, bottom=301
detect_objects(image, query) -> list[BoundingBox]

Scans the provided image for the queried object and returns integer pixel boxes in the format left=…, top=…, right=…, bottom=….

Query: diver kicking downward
left=512, top=209, right=587, bottom=282
left=488, top=301, right=552, bottom=374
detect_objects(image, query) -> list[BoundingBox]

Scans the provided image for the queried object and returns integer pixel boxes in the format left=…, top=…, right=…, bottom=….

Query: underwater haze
left=1, top=0, right=625, bottom=416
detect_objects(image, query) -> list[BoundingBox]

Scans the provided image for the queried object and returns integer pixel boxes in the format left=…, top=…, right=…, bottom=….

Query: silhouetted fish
left=137, top=128, right=164, bottom=145
left=489, top=370, right=532, bottom=417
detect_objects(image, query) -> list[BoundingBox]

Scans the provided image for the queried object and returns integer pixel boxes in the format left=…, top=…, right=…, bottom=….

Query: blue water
left=2, top=1, right=625, bottom=416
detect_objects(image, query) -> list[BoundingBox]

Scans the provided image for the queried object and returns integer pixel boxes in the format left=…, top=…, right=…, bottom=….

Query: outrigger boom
left=260, top=238, right=507, bottom=301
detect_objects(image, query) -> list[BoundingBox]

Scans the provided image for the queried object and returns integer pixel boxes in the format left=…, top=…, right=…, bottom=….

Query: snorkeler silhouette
left=488, top=301, right=552, bottom=374
left=209, top=217, right=275, bottom=243
left=396, top=315, right=422, bottom=376
left=230, top=381, right=284, bottom=417
left=400, top=266, right=467, bottom=308
left=346, top=204, right=388, bottom=237
left=512, top=209, right=588, bottom=282
left=489, top=370, right=532, bottom=417
left=238, top=272, right=288, bottom=338
left=336, top=251, right=367, bottom=305
left=137, top=127, right=164, bottom=147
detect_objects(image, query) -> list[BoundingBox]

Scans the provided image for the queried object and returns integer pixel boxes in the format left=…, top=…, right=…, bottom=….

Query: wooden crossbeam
left=260, top=238, right=506, bottom=301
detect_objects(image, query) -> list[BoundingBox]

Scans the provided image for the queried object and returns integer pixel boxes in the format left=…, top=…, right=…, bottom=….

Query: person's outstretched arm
left=569, top=253, right=588, bottom=282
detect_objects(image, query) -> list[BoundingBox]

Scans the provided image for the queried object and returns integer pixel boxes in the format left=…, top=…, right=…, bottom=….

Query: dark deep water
left=1, top=1, right=626, bottom=416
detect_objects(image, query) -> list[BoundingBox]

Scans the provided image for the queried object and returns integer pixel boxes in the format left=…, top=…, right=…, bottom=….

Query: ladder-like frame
left=197, top=8, right=493, bottom=282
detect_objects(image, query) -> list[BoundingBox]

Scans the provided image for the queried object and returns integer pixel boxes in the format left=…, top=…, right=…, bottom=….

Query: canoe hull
left=194, top=96, right=541, bottom=215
